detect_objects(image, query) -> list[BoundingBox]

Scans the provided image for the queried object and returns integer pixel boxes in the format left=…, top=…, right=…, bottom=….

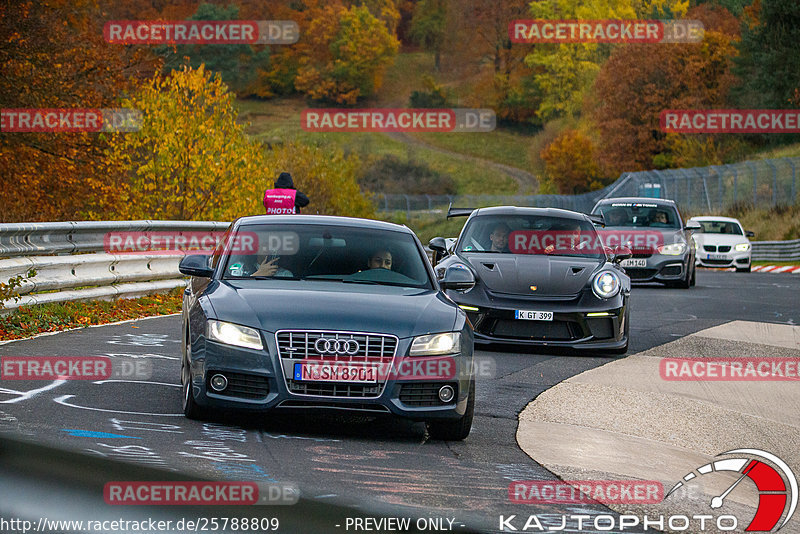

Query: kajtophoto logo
left=499, top=449, right=797, bottom=531
left=665, top=449, right=798, bottom=532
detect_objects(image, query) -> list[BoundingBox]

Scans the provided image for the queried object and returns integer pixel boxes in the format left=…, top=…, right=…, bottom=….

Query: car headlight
left=735, top=243, right=750, bottom=251
left=207, top=320, right=263, bottom=350
left=657, top=242, right=687, bottom=255
left=410, top=332, right=461, bottom=356
left=592, top=271, right=621, bottom=299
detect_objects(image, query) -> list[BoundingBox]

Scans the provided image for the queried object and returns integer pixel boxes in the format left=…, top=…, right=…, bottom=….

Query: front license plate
left=621, top=258, right=647, bottom=268
left=515, top=310, right=554, bottom=321
left=293, top=362, right=377, bottom=383
left=707, top=253, right=728, bottom=260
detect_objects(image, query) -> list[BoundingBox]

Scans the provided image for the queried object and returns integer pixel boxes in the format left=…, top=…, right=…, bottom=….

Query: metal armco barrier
left=0, top=220, right=230, bottom=311
left=0, top=220, right=230, bottom=256
left=751, top=239, right=800, bottom=262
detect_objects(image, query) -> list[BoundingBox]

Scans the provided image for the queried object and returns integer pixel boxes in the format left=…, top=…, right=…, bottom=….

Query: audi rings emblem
left=314, top=337, right=360, bottom=355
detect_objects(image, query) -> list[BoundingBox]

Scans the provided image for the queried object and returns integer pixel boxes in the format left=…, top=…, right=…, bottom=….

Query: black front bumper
left=449, top=290, right=628, bottom=350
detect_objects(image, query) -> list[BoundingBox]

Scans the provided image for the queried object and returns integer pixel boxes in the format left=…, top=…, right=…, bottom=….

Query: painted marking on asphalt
left=0, top=380, right=65, bottom=404
left=53, top=394, right=183, bottom=416
left=62, top=429, right=140, bottom=439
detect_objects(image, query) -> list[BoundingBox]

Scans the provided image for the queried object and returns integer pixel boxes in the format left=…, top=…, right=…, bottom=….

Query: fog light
left=438, top=385, right=455, bottom=403
left=210, top=374, right=228, bottom=392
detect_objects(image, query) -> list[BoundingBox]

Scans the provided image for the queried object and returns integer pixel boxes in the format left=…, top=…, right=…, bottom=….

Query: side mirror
left=440, top=264, right=475, bottom=292
left=429, top=237, right=448, bottom=265
left=685, top=222, right=702, bottom=231
left=745, top=230, right=755, bottom=238
left=179, top=254, right=213, bottom=278
left=611, top=245, right=632, bottom=263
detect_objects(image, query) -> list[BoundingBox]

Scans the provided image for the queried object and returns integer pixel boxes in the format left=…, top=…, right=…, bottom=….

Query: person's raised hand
left=253, top=257, right=279, bottom=277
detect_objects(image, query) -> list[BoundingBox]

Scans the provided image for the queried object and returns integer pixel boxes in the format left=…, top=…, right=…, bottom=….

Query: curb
left=752, top=264, right=800, bottom=273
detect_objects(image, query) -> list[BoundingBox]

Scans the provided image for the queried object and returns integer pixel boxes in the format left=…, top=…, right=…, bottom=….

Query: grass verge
left=0, top=288, right=183, bottom=341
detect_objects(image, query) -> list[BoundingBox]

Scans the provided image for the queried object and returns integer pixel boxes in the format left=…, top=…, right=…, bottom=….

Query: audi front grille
left=275, top=330, right=398, bottom=399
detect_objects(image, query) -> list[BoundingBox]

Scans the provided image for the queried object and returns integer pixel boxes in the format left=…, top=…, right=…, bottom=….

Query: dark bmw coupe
left=178, top=215, right=475, bottom=440
left=430, top=206, right=631, bottom=354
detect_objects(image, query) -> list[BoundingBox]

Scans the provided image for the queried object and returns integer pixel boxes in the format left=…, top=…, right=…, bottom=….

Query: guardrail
left=751, top=239, right=800, bottom=262
left=0, top=220, right=230, bottom=311
left=0, top=220, right=230, bottom=256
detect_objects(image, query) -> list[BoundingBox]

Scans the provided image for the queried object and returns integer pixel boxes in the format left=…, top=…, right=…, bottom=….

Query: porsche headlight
left=207, top=320, right=263, bottom=350
left=592, top=271, right=621, bottom=299
left=657, top=242, right=687, bottom=255
left=410, top=332, right=461, bottom=356
left=735, top=243, right=750, bottom=251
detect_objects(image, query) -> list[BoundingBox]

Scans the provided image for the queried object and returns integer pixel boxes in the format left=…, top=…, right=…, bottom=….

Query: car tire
left=426, top=380, right=475, bottom=441
left=182, top=327, right=207, bottom=420
left=690, top=264, right=696, bottom=286
left=736, top=266, right=751, bottom=273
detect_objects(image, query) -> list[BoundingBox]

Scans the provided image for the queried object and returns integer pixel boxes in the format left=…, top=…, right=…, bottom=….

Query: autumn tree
left=263, top=143, right=376, bottom=219
left=157, top=3, right=271, bottom=97
left=0, top=0, right=155, bottom=222
left=590, top=4, right=740, bottom=173
left=409, top=0, right=448, bottom=70
left=524, top=0, right=689, bottom=122
left=541, top=130, right=607, bottom=193
left=732, top=0, right=800, bottom=110
left=104, top=66, right=271, bottom=221
left=295, top=4, right=399, bottom=104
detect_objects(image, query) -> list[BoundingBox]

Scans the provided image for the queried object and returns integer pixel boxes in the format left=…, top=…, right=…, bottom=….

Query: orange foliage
left=590, top=6, right=741, bottom=174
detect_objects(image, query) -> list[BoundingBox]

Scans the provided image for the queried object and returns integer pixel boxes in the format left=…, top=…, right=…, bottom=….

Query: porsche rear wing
left=446, top=204, right=475, bottom=218
left=586, top=213, right=605, bottom=227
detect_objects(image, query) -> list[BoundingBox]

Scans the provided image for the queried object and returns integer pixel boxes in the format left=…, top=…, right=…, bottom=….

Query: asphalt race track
left=1, top=271, right=798, bottom=533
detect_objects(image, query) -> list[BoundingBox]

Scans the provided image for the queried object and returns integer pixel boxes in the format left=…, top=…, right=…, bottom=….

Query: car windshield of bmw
left=216, top=223, right=433, bottom=289
left=594, top=203, right=682, bottom=229
left=694, top=220, right=744, bottom=235
left=457, top=214, right=606, bottom=260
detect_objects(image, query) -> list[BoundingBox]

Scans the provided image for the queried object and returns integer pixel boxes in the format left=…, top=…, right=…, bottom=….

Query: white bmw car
left=689, top=216, right=754, bottom=272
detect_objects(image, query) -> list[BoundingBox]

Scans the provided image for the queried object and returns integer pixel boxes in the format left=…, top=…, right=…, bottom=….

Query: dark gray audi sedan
left=178, top=215, right=475, bottom=440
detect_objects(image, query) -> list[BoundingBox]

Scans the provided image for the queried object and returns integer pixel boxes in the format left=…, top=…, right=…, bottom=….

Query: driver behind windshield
left=367, top=248, right=393, bottom=270
left=488, top=223, right=511, bottom=252
left=649, top=210, right=669, bottom=226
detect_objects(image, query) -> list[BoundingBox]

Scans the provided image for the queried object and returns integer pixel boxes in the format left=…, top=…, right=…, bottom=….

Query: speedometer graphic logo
left=666, top=449, right=798, bottom=532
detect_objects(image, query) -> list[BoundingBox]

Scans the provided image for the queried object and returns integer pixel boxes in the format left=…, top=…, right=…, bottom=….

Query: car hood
left=462, top=253, right=602, bottom=297
left=693, top=233, right=749, bottom=247
left=204, top=280, right=456, bottom=337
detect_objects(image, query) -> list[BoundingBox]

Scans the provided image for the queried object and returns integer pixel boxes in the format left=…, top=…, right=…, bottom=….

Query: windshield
left=221, top=224, right=432, bottom=289
left=595, top=203, right=682, bottom=229
left=458, top=214, right=605, bottom=259
left=694, top=220, right=743, bottom=235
